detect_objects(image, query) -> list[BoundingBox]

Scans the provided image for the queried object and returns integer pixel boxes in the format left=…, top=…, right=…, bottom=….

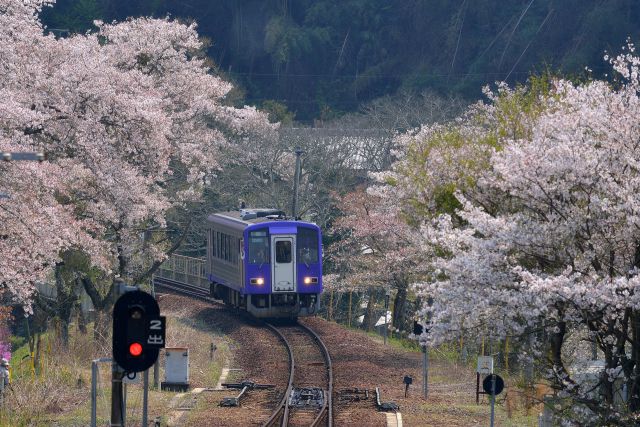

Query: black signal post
left=111, top=288, right=165, bottom=427
left=112, top=290, right=165, bottom=373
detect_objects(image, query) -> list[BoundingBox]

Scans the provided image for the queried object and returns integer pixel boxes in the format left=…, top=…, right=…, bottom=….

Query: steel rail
left=299, top=323, right=333, bottom=427
left=154, top=278, right=333, bottom=426
left=262, top=322, right=333, bottom=427
left=152, top=276, right=212, bottom=301
left=262, top=323, right=295, bottom=427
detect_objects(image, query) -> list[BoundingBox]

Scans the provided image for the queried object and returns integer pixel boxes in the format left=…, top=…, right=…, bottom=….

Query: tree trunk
left=54, top=262, right=77, bottom=348
left=77, top=304, right=87, bottom=335
left=549, top=316, right=575, bottom=394
left=602, top=346, right=614, bottom=405
left=93, top=309, right=110, bottom=342
left=630, top=310, right=640, bottom=411
left=362, top=287, right=377, bottom=332
left=392, top=277, right=408, bottom=332
left=81, top=276, right=118, bottom=341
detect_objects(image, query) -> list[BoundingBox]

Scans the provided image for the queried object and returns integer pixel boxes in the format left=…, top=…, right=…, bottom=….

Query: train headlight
left=303, top=277, right=318, bottom=285
left=250, top=278, right=265, bottom=285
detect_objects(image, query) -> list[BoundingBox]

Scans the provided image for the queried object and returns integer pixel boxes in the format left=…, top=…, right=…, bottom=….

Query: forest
left=43, top=0, right=640, bottom=121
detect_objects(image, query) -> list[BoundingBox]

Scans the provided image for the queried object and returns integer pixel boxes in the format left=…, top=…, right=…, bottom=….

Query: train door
left=271, top=235, right=296, bottom=292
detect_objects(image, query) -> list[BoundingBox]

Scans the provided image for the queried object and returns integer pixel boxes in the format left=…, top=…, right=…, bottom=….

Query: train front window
left=248, top=230, right=269, bottom=264
left=276, top=241, right=292, bottom=263
left=297, top=227, right=319, bottom=264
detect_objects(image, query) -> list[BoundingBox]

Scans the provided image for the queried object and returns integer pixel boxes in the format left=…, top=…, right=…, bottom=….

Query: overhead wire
left=448, top=0, right=469, bottom=84
left=460, top=13, right=518, bottom=85
left=505, top=8, right=554, bottom=81
left=498, top=0, right=536, bottom=71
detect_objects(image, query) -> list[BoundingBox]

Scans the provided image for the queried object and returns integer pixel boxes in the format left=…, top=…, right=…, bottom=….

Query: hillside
left=42, top=0, right=640, bottom=121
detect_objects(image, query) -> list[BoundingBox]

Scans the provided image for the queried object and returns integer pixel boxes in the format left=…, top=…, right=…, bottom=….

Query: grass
left=351, top=322, right=546, bottom=426
left=0, top=312, right=230, bottom=427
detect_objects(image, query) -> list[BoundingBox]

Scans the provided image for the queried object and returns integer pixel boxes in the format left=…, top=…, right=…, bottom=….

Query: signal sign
left=112, top=290, right=165, bottom=373
left=482, top=374, right=504, bottom=395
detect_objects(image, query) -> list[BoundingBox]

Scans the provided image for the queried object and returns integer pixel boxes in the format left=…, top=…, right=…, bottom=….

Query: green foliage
left=8, top=335, right=25, bottom=352
left=397, top=73, right=555, bottom=223
left=493, top=74, right=555, bottom=141
left=433, top=183, right=463, bottom=216
left=261, top=100, right=295, bottom=124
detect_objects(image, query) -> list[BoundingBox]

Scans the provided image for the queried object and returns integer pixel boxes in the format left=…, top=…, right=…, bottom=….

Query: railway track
left=263, top=322, right=333, bottom=427
left=153, top=276, right=213, bottom=301
left=154, top=277, right=334, bottom=426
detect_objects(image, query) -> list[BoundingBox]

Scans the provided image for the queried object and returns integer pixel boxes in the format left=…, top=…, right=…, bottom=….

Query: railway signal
left=112, top=289, right=165, bottom=373
left=483, top=374, right=504, bottom=427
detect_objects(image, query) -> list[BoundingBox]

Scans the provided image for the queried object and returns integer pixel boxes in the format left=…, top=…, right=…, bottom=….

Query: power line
left=221, top=69, right=541, bottom=79
left=461, top=13, right=518, bottom=83
left=499, top=0, right=536, bottom=71
left=505, top=9, right=554, bottom=81
left=449, top=0, right=469, bottom=83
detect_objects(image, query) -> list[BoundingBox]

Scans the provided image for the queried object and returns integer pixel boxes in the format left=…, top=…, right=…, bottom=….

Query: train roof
left=210, top=209, right=284, bottom=224
left=206, top=209, right=319, bottom=233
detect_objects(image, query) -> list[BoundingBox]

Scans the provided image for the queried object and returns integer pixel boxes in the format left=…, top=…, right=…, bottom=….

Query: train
left=206, top=208, right=323, bottom=318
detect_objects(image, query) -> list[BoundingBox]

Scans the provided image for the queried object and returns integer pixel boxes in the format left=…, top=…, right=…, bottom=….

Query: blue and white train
left=206, top=208, right=323, bottom=318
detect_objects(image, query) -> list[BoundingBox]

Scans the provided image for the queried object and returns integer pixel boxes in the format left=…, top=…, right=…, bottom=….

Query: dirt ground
left=158, top=294, right=538, bottom=427
left=1, top=293, right=537, bottom=426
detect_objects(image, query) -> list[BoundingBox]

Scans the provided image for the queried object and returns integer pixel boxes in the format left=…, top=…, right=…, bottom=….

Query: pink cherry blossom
left=0, top=0, right=275, bottom=306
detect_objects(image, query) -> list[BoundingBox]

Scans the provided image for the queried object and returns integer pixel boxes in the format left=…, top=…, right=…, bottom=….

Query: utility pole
left=291, top=147, right=303, bottom=219
left=384, top=289, right=390, bottom=346
left=423, top=345, right=429, bottom=399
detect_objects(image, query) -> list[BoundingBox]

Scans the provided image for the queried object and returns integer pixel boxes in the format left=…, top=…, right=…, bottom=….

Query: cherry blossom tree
left=0, top=0, right=275, bottom=318
left=0, top=0, right=109, bottom=307
left=377, top=48, right=640, bottom=423
left=329, top=187, right=426, bottom=332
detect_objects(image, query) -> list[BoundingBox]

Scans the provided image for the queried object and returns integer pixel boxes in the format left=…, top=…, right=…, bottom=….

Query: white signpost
left=476, top=356, right=494, bottom=403
left=477, top=356, right=494, bottom=374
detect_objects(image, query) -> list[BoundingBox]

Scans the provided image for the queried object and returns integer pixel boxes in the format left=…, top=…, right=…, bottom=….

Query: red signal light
left=129, top=342, right=143, bottom=357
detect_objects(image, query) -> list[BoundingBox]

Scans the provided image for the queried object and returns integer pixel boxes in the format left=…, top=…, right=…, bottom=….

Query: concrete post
left=111, top=363, right=124, bottom=427
left=423, top=345, right=428, bottom=399
left=91, top=357, right=111, bottom=427
left=143, top=369, right=149, bottom=427
left=291, top=147, right=303, bottom=219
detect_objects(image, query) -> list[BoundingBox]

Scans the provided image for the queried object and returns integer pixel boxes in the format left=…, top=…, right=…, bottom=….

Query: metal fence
left=154, top=254, right=208, bottom=288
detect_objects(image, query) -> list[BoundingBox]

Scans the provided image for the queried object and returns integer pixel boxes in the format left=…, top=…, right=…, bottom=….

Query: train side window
left=276, top=241, right=292, bottom=263
left=216, top=232, right=221, bottom=259
left=248, top=230, right=269, bottom=264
